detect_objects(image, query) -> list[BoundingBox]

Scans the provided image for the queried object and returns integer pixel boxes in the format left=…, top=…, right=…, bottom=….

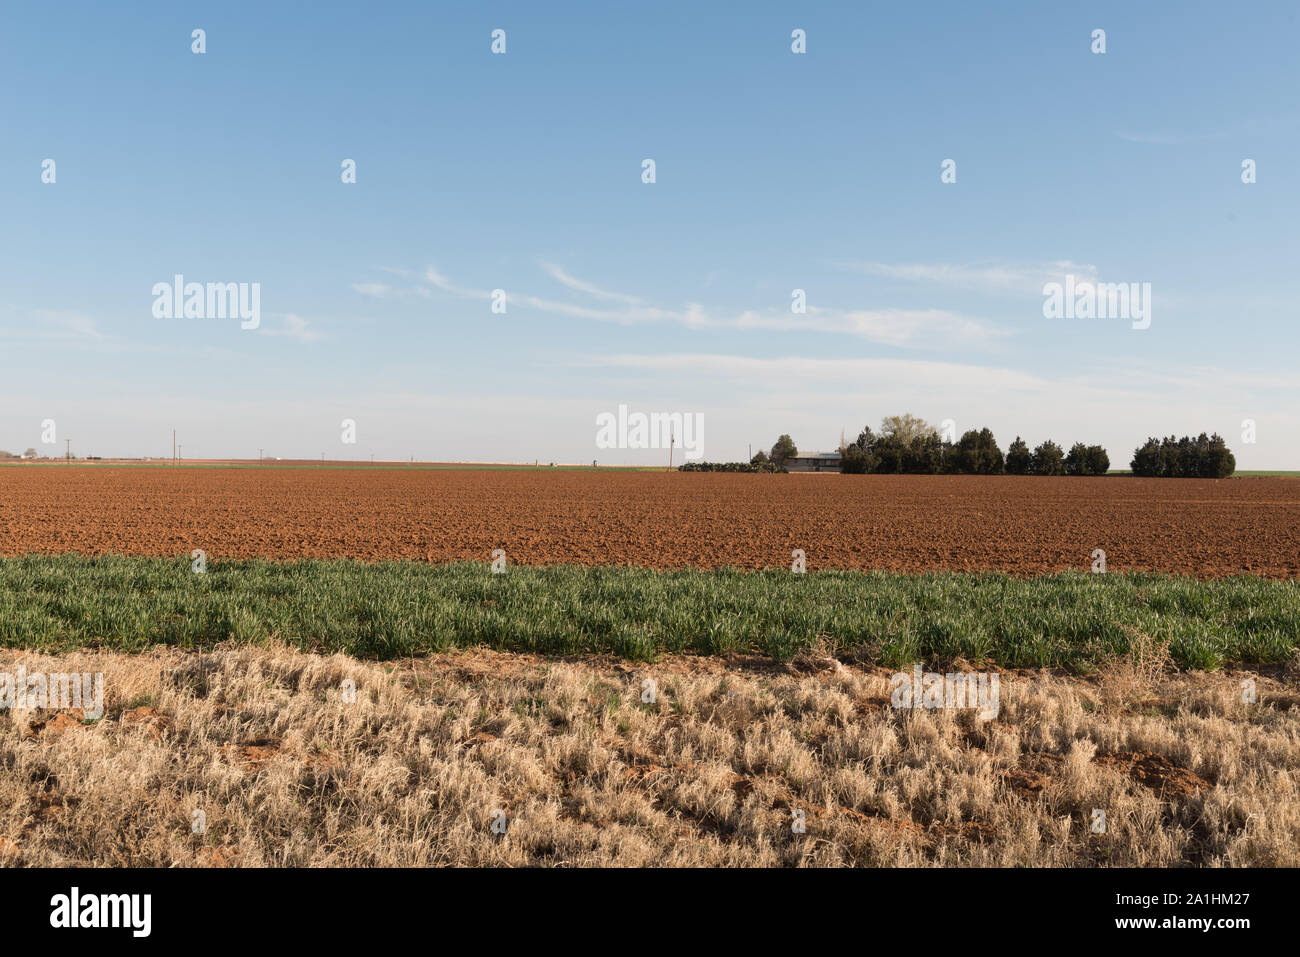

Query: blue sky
left=1, top=1, right=1296, bottom=466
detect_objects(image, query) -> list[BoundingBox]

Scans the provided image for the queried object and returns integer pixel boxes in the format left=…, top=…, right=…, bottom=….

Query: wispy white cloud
left=0, top=309, right=117, bottom=351
left=838, top=260, right=1098, bottom=295
left=541, top=263, right=645, bottom=304
left=515, top=293, right=684, bottom=325
left=354, top=264, right=1005, bottom=348
left=575, top=352, right=1300, bottom=433
left=570, top=351, right=1300, bottom=467
left=25, top=309, right=107, bottom=341
left=579, top=352, right=1049, bottom=393
left=260, top=313, right=324, bottom=343
left=423, top=267, right=490, bottom=300
left=735, top=307, right=1003, bottom=346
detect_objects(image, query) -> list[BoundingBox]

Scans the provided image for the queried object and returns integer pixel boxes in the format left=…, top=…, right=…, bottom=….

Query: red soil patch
left=22, top=711, right=85, bottom=738
left=1001, top=767, right=1055, bottom=797
left=221, top=739, right=281, bottom=770
left=120, top=706, right=173, bottom=740
left=1, top=469, right=1297, bottom=577
left=1000, top=750, right=1211, bottom=801
left=30, top=792, right=79, bottom=824
left=195, top=845, right=237, bottom=868
left=1095, top=751, right=1213, bottom=798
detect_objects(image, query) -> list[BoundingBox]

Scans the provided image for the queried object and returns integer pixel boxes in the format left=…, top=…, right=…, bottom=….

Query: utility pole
left=173, top=430, right=176, bottom=468
left=65, top=439, right=70, bottom=464
left=258, top=448, right=263, bottom=465
left=668, top=427, right=675, bottom=471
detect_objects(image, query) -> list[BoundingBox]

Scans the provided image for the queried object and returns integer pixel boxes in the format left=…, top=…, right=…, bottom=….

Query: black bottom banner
left=0, top=865, right=1277, bottom=945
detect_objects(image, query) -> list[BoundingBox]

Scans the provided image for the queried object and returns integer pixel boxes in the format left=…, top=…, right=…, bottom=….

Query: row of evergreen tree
left=746, top=416, right=1235, bottom=478
left=837, top=422, right=1110, bottom=475
left=1130, top=434, right=1235, bottom=478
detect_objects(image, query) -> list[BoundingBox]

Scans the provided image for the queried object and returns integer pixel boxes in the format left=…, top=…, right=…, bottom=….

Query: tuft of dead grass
left=0, top=644, right=1296, bottom=867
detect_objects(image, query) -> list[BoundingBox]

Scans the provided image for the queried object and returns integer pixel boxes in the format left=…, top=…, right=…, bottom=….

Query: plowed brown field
left=1, top=468, right=1297, bottom=577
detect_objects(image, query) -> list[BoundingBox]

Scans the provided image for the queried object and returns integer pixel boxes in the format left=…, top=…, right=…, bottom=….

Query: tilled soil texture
left=1, top=469, right=1297, bottom=578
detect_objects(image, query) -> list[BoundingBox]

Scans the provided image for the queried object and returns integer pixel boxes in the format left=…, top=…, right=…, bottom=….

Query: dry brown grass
left=1, top=644, right=1297, bottom=867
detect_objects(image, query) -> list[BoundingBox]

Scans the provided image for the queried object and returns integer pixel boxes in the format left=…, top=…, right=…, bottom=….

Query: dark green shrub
left=1131, top=437, right=1163, bottom=476
left=1130, top=434, right=1234, bottom=478
left=1030, top=440, right=1066, bottom=476
left=1084, top=444, right=1110, bottom=475
left=951, top=428, right=1004, bottom=474
left=903, top=433, right=945, bottom=473
left=769, top=434, right=797, bottom=468
left=1005, top=437, right=1031, bottom=475
left=840, top=426, right=879, bottom=474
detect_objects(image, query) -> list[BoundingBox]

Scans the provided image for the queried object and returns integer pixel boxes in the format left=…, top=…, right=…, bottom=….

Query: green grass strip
left=0, top=555, right=1295, bottom=670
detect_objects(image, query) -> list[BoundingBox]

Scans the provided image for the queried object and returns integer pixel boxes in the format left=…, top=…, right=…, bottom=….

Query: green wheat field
left=1, top=555, right=1295, bottom=670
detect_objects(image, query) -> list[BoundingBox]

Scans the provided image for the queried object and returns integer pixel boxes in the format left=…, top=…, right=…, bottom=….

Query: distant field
left=0, top=460, right=654, bottom=471
left=3, top=468, right=1298, bottom=577
left=1, top=555, right=1295, bottom=670
left=11, top=462, right=1296, bottom=475
left=1105, top=469, right=1300, bottom=477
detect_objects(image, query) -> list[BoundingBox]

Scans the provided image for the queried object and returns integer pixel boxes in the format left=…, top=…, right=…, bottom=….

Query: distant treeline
left=735, top=414, right=1236, bottom=478
left=1130, top=434, right=1235, bottom=478
left=840, top=426, right=1110, bottom=476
